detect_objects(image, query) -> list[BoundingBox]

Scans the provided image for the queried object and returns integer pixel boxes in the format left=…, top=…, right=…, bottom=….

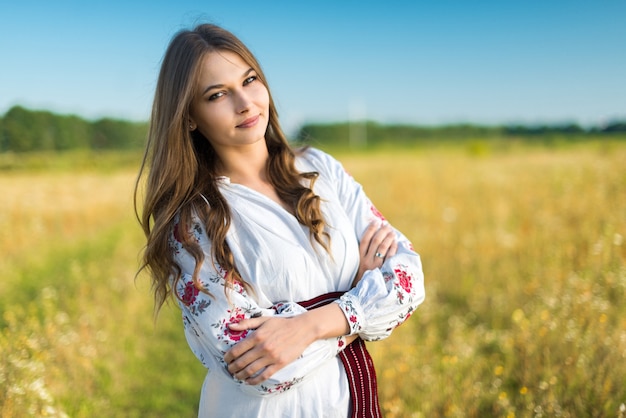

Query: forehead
left=197, top=50, right=250, bottom=82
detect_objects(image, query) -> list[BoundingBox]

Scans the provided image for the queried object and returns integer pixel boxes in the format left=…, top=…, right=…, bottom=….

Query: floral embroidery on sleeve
left=383, top=306, right=416, bottom=334
left=271, top=301, right=305, bottom=316
left=212, top=305, right=263, bottom=347
left=402, top=307, right=414, bottom=322
left=390, top=264, right=415, bottom=305
left=181, top=281, right=211, bottom=315
left=338, top=298, right=362, bottom=335
left=231, top=279, right=246, bottom=295
left=336, top=336, right=348, bottom=353
left=216, top=307, right=249, bottom=343
left=370, top=204, right=386, bottom=222
left=170, top=221, right=204, bottom=254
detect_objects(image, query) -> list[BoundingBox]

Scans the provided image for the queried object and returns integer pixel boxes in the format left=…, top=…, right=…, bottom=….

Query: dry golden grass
left=348, top=145, right=626, bottom=417
left=0, top=170, right=136, bottom=297
left=1, top=142, right=625, bottom=417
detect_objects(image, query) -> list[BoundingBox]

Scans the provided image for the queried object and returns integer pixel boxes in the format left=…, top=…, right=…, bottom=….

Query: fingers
left=359, top=221, right=378, bottom=255
left=227, top=338, right=288, bottom=384
left=228, top=345, right=273, bottom=382
left=387, top=238, right=398, bottom=259
left=224, top=338, right=290, bottom=385
left=224, top=336, right=254, bottom=364
left=224, top=316, right=308, bottom=384
left=365, top=221, right=396, bottom=261
left=224, top=317, right=269, bottom=364
left=227, top=316, right=267, bottom=331
left=354, top=221, right=398, bottom=287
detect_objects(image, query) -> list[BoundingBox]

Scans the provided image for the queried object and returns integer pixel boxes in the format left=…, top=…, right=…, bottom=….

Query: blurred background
left=1, top=1, right=625, bottom=417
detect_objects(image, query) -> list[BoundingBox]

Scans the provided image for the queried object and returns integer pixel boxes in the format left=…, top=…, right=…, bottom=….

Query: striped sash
left=298, top=292, right=382, bottom=418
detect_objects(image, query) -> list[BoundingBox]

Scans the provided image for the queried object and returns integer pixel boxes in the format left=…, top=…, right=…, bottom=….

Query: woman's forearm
left=299, top=302, right=352, bottom=340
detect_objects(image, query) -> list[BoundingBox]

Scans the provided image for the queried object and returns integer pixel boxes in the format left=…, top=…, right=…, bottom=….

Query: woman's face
left=189, top=50, right=270, bottom=152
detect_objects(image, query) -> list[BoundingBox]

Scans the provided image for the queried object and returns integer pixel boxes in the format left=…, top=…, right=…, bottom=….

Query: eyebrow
left=201, top=67, right=255, bottom=96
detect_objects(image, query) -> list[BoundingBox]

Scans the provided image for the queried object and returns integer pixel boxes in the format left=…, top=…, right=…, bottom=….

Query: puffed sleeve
left=170, top=216, right=350, bottom=397
left=306, top=148, right=426, bottom=341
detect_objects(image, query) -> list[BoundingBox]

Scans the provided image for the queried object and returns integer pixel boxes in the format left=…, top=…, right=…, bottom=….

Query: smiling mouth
left=236, top=115, right=260, bottom=128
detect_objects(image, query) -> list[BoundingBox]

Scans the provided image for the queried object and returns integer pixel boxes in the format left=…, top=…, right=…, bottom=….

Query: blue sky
left=1, top=0, right=625, bottom=135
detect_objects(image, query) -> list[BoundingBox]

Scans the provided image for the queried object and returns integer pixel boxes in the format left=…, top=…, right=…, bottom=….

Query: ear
left=188, top=119, right=197, bottom=131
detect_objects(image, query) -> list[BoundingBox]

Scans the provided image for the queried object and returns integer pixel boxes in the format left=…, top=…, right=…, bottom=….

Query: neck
left=216, top=142, right=270, bottom=184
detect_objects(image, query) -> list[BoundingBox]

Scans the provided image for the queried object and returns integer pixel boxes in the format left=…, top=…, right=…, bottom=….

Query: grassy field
left=1, top=141, right=625, bottom=417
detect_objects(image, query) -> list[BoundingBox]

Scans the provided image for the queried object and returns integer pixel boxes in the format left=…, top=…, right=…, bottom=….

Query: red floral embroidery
left=370, top=205, right=386, bottom=221
left=395, top=268, right=412, bottom=294
left=396, top=290, right=404, bottom=303
left=396, top=307, right=415, bottom=328
left=341, top=300, right=362, bottom=333
left=338, top=339, right=345, bottom=348
left=182, top=281, right=199, bottom=306
left=232, top=279, right=245, bottom=295
left=260, top=377, right=303, bottom=394
left=224, top=311, right=248, bottom=342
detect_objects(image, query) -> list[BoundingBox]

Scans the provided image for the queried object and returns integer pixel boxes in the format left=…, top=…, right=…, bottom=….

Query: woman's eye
left=208, top=91, right=225, bottom=101
left=243, top=76, right=257, bottom=85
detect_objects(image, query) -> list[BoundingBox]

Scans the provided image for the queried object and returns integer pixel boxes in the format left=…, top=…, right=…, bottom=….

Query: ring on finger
left=375, top=252, right=385, bottom=259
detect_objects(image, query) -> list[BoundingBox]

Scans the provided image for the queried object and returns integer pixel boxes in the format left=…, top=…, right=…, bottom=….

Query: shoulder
left=170, top=207, right=207, bottom=245
left=295, top=147, right=345, bottom=179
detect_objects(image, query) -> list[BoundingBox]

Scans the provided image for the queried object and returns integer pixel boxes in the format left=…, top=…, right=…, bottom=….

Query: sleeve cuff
left=335, top=294, right=366, bottom=336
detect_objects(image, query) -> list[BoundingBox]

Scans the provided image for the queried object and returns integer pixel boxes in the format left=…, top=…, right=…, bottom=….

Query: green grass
left=0, top=149, right=144, bottom=172
left=0, top=221, right=204, bottom=417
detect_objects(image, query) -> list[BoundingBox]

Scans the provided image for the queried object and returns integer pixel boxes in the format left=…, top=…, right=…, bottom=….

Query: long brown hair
left=135, top=24, right=329, bottom=314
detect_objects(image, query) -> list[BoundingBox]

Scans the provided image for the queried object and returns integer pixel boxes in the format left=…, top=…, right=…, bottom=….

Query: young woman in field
left=135, top=23, right=425, bottom=418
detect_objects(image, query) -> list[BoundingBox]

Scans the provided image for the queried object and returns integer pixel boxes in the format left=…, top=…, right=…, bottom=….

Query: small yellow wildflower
left=512, top=309, right=525, bottom=323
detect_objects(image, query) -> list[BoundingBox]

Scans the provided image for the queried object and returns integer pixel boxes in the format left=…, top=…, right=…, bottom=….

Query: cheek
left=262, top=91, right=270, bottom=110
left=195, top=114, right=226, bottom=143
left=254, top=85, right=270, bottom=109
left=197, top=109, right=225, bottom=131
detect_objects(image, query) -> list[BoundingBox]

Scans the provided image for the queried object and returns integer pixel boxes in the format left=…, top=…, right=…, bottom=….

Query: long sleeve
left=305, top=149, right=426, bottom=341
left=170, top=218, right=350, bottom=398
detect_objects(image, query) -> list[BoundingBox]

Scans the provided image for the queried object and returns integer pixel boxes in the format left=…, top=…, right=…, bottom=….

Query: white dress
left=170, top=148, right=425, bottom=418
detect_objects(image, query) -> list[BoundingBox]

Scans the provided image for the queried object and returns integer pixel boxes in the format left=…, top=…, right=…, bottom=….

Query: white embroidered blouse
left=169, top=148, right=425, bottom=418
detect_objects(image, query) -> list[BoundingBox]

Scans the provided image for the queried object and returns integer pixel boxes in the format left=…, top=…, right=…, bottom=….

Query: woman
left=135, top=23, right=425, bottom=418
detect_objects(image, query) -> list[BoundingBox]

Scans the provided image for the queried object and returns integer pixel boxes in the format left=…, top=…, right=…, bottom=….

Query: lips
left=236, top=115, right=260, bottom=128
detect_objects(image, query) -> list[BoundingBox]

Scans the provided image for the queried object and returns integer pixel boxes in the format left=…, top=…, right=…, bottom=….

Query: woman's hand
left=353, top=220, right=398, bottom=287
left=224, top=316, right=312, bottom=385
left=224, top=303, right=355, bottom=385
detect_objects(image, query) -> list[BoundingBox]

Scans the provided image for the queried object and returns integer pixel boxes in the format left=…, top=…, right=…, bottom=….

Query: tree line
left=296, top=120, right=626, bottom=147
left=1, top=105, right=625, bottom=153
left=0, top=105, right=148, bottom=152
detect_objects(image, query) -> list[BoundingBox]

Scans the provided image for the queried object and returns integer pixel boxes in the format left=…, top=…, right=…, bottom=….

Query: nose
left=234, top=90, right=251, bottom=114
